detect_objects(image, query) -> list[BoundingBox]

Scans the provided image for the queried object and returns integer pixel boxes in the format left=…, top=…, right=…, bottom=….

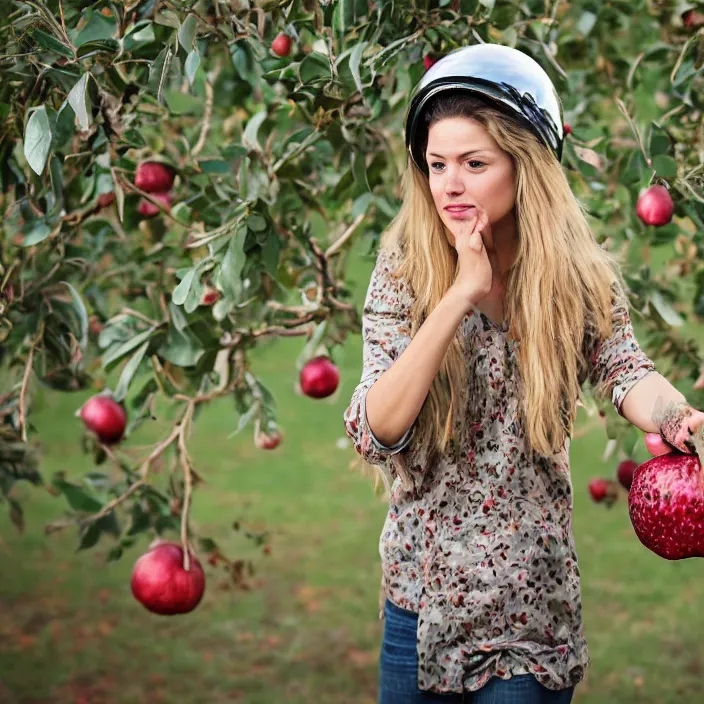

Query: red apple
left=98, top=192, right=115, bottom=208
left=271, top=33, right=292, bottom=57
left=636, top=185, right=674, bottom=227
left=255, top=430, right=282, bottom=450
left=683, top=10, right=704, bottom=28
left=78, top=394, right=127, bottom=444
left=300, top=356, right=340, bottom=399
left=131, top=542, right=206, bottom=615
left=424, top=55, right=439, bottom=70
left=138, top=192, right=172, bottom=218
left=628, top=452, right=704, bottom=559
left=617, top=459, right=638, bottom=491
left=588, top=478, right=610, bottom=503
left=135, top=161, right=175, bottom=193
left=200, top=287, right=220, bottom=306
left=563, top=123, right=572, bottom=135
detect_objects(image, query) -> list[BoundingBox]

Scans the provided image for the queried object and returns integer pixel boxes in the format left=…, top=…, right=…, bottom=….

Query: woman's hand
left=446, top=204, right=495, bottom=312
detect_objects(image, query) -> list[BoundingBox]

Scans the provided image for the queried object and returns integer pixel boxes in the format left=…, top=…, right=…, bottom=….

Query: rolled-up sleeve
left=587, top=281, right=658, bottom=417
left=343, top=247, right=417, bottom=466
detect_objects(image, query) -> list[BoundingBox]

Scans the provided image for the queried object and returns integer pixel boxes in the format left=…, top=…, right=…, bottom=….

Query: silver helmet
left=405, top=43, right=565, bottom=175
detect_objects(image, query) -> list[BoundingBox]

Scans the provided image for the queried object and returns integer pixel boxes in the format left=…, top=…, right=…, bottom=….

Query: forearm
left=365, top=288, right=470, bottom=447
left=620, top=371, right=688, bottom=434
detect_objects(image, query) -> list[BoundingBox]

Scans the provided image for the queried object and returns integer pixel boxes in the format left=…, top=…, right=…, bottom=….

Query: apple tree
left=1, top=0, right=703, bottom=610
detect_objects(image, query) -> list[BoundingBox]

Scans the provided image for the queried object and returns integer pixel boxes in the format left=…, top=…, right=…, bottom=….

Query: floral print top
left=343, top=246, right=657, bottom=695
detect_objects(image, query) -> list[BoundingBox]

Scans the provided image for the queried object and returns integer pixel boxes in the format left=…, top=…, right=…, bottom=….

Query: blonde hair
left=358, top=93, right=629, bottom=497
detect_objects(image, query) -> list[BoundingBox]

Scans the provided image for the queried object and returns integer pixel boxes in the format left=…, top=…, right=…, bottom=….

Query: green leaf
left=246, top=214, right=267, bottom=232
left=299, top=52, right=330, bottom=83
left=178, top=14, right=197, bottom=52
left=54, top=478, right=103, bottom=513
left=242, top=111, right=268, bottom=152
left=172, top=267, right=197, bottom=305
left=349, top=41, right=368, bottom=95
left=185, top=48, right=201, bottom=87
left=67, top=74, right=92, bottom=132
left=652, top=154, right=678, bottom=179
left=216, top=232, right=246, bottom=300
left=29, top=29, right=73, bottom=58
left=74, top=11, right=116, bottom=46
left=21, top=222, right=52, bottom=247
left=77, top=521, right=102, bottom=551
left=102, top=327, right=157, bottom=371
left=114, top=340, right=150, bottom=402
left=575, top=11, right=597, bottom=37
left=149, top=47, right=173, bottom=104
left=123, top=22, right=155, bottom=51
left=60, top=281, right=88, bottom=351
left=24, top=106, right=53, bottom=175
left=158, top=327, right=205, bottom=367
left=649, top=291, right=684, bottom=327
left=76, top=39, right=120, bottom=60
left=231, top=42, right=255, bottom=81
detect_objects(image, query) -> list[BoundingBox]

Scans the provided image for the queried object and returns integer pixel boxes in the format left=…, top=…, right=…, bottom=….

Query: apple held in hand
left=77, top=394, right=127, bottom=444
left=131, top=542, right=206, bottom=615
left=628, top=451, right=704, bottom=560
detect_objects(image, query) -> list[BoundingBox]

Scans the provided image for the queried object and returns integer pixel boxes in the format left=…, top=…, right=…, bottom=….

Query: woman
left=342, top=43, right=691, bottom=703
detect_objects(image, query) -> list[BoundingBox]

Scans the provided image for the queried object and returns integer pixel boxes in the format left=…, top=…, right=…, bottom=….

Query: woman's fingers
left=644, top=432, right=673, bottom=456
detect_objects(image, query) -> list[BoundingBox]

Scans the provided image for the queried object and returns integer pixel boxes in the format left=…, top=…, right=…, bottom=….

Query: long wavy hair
left=359, top=92, right=629, bottom=496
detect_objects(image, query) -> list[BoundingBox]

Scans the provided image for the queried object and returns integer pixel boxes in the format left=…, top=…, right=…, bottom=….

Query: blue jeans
left=379, top=598, right=575, bottom=704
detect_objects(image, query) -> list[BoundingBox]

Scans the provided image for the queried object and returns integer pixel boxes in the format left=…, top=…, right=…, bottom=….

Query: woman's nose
left=444, top=171, right=465, bottom=195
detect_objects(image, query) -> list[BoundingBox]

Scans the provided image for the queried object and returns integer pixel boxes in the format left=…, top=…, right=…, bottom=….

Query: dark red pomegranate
left=628, top=452, right=704, bottom=560
left=138, top=192, right=171, bottom=217
left=131, top=542, right=206, bottom=615
left=134, top=161, right=175, bottom=193
left=424, top=55, right=439, bottom=70
left=563, top=123, right=572, bottom=135
left=617, top=459, right=638, bottom=491
left=300, top=356, right=340, bottom=399
left=636, top=185, right=673, bottom=227
left=78, top=394, right=127, bottom=444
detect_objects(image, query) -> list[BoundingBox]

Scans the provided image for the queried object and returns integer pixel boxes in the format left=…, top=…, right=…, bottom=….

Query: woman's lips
left=445, top=206, right=476, bottom=218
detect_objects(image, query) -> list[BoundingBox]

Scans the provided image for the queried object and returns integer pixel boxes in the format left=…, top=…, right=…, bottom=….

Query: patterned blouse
left=343, top=246, right=657, bottom=695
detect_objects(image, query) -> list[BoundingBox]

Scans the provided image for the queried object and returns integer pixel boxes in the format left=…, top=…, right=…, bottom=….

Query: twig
left=138, top=419, right=182, bottom=478
left=114, top=174, right=190, bottom=229
left=118, top=307, right=160, bottom=327
left=192, top=78, right=214, bottom=157
left=80, top=479, right=145, bottom=526
left=251, top=323, right=316, bottom=338
left=325, top=212, right=366, bottom=258
left=614, top=97, right=652, bottom=167
left=19, top=322, right=44, bottom=443
left=178, top=401, right=196, bottom=571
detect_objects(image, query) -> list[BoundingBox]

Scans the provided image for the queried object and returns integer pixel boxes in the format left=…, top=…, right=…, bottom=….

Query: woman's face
left=425, top=117, right=516, bottom=250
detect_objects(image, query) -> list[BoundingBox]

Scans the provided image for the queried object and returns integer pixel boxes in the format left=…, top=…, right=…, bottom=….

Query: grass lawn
left=1, top=236, right=703, bottom=703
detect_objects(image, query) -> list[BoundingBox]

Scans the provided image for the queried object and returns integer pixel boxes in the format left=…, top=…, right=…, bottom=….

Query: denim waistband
left=385, top=597, right=419, bottom=620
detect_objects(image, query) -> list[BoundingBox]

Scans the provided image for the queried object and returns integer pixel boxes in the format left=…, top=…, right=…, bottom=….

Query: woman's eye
left=430, top=161, right=484, bottom=171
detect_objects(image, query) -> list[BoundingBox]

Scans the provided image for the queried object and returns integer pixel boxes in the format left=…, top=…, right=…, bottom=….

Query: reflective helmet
left=405, top=43, right=565, bottom=175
